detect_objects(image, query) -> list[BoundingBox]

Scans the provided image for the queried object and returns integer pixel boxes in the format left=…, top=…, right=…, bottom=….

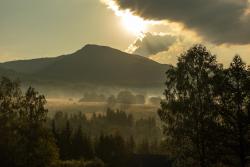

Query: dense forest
left=49, top=109, right=163, bottom=160
left=0, top=44, right=249, bottom=167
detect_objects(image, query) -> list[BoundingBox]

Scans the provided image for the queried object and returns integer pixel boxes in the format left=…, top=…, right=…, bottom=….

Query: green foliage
left=159, top=45, right=250, bottom=167
left=71, top=126, right=94, bottom=160
left=50, top=109, right=163, bottom=166
left=0, top=77, right=59, bottom=167
left=51, top=109, right=160, bottom=144
left=216, top=55, right=250, bottom=167
left=59, top=121, right=73, bottom=160
left=159, top=45, right=222, bottom=167
left=95, top=133, right=128, bottom=166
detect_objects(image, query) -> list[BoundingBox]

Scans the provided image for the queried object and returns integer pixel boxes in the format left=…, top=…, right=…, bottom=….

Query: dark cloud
left=114, top=0, right=250, bottom=45
left=132, top=33, right=176, bottom=57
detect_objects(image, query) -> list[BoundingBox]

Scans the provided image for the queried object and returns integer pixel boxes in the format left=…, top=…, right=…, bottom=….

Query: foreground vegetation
left=0, top=44, right=249, bottom=167
left=0, top=77, right=165, bottom=167
left=159, top=45, right=250, bottom=167
left=0, top=77, right=58, bottom=167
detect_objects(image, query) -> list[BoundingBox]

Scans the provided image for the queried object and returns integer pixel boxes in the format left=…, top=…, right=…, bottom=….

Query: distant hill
left=0, top=67, right=20, bottom=78
left=0, top=57, right=57, bottom=74
left=0, top=44, right=170, bottom=87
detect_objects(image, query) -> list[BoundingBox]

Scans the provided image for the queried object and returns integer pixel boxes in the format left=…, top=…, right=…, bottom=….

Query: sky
left=1, top=0, right=250, bottom=66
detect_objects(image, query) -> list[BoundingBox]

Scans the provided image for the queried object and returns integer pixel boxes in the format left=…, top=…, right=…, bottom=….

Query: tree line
left=50, top=109, right=163, bottom=161
left=50, top=109, right=161, bottom=144
left=0, top=77, right=163, bottom=167
left=158, top=44, right=250, bottom=167
left=78, top=90, right=162, bottom=108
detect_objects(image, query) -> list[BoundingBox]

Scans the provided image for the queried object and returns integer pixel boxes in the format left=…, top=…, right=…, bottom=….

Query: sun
left=102, top=0, right=179, bottom=39
left=121, top=12, right=147, bottom=36
left=101, top=0, right=148, bottom=36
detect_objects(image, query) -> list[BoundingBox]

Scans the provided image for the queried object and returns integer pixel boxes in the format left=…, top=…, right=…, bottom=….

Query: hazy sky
left=1, top=0, right=250, bottom=66
left=0, top=0, right=135, bottom=62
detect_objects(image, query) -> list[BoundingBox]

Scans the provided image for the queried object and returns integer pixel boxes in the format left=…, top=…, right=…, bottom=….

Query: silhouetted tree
left=0, top=77, right=58, bottom=167
left=158, top=45, right=222, bottom=167
left=216, top=55, right=250, bottom=167
left=0, top=77, right=22, bottom=167
left=72, top=125, right=93, bottom=159
left=95, top=134, right=128, bottom=166
left=59, top=121, right=73, bottom=160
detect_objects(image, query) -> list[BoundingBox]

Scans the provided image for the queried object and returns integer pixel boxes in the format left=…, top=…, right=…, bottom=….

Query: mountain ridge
left=0, top=44, right=170, bottom=87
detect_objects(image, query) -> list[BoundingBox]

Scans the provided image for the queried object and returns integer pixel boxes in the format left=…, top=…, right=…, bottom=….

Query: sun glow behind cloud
left=101, top=0, right=219, bottom=65
left=121, top=11, right=147, bottom=36
left=101, top=0, right=162, bottom=37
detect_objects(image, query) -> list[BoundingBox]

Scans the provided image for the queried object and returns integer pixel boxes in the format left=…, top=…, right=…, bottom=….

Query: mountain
left=0, top=44, right=170, bottom=86
left=0, top=67, right=19, bottom=77
left=0, top=57, right=58, bottom=74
